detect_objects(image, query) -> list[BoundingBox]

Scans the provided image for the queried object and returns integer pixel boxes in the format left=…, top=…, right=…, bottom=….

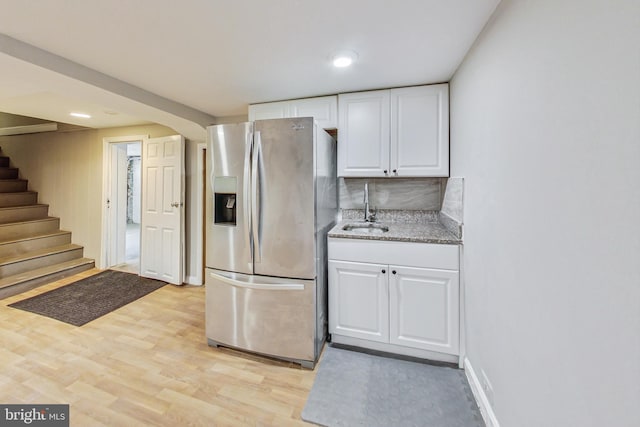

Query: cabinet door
left=337, top=90, right=390, bottom=177
left=248, top=101, right=291, bottom=121
left=389, top=265, right=459, bottom=354
left=329, top=260, right=389, bottom=343
left=390, top=84, right=449, bottom=177
left=290, top=96, right=338, bottom=129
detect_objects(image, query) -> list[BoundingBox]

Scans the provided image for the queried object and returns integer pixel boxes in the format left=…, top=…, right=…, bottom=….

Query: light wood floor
left=0, top=269, right=317, bottom=426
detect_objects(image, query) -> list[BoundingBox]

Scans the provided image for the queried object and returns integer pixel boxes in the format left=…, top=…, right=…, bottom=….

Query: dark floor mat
left=9, top=270, right=166, bottom=326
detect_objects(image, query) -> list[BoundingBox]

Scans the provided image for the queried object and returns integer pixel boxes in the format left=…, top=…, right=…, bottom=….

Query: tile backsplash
left=339, top=177, right=444, bottom=210
left=440, top=177, right=463, bottom=223
left=439, top=177, right=464, bottom=238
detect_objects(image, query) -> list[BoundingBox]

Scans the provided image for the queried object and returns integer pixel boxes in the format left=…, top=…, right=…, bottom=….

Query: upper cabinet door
left=249, top=97, right=337, bottom=129
left=290, top=96, right=338, bottom=129
left=390, top=84, right=449, bottom=177
left=338, top=90, right=390, bottom=177
left=248, top=101, right=291, bottom=121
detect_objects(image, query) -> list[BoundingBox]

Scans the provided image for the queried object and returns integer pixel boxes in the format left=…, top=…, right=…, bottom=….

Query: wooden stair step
left=0, top=243, right=84, bottom=277
left=0, top=179, right=28, bottom=192
left=0, top=168, right=18, bottom=179
left=0, top=230, right=72, bottom=258
left=0, top=258, right=95, bottom=299
left=0, top=191, right=38, bottom=208
left=0, top=156, right=96, bottom=299
left=0, top=204, right=49, bottom=224
left=0, top=217, right=60, bottom=241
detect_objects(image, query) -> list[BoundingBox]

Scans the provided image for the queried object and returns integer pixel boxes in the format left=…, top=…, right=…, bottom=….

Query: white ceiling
left=0, top=0, right=500, bottom=135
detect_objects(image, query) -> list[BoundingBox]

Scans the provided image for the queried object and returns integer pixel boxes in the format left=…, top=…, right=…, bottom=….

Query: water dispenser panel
left=214, top=177, right=237, bottom=226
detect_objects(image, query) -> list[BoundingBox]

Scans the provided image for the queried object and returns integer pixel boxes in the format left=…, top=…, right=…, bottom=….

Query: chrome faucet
left=363, top=182, right=376, bottom=222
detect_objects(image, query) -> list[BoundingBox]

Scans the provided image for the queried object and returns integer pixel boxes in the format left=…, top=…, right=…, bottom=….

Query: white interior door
left=108, top=144, right=128, bottom=266
left=140, top=135, right=185, bottom=284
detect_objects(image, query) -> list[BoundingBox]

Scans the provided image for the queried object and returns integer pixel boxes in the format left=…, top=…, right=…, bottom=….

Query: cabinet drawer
left=328, top=238, right=459, bottom=271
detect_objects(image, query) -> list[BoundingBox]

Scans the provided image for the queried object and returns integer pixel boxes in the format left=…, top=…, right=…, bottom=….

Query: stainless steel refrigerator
left=205, top=117, right=337, bottom=368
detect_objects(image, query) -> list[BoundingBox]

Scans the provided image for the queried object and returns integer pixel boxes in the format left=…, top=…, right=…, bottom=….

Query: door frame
left=100, top=135, right=148, bottom=269
left=190, top=142, right=206, bottom=286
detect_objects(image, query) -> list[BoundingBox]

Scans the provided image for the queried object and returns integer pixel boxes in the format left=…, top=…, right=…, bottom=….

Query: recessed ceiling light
left=70, top=112, right=91, bottom=119
left=332, top=50, right=358, bottom=68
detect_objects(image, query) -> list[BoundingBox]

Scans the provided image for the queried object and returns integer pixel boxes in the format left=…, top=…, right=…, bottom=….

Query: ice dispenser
left=213, top=177, right=237, bottom=226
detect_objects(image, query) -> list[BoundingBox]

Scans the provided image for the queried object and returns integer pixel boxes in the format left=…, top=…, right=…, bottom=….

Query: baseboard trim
left=186, top=275, right=203, bottom=286
left=464, top=357, right=500, bottom=427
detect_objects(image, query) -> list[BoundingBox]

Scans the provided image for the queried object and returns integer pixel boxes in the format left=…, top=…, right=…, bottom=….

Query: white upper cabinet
left=391, top=85, right=449, bottom=177
left=248, top=96, right=337, bottom=129
left=338, top=84, right=449, bottom=177
left=248, top=101, right=290, bottom=121
left=289, top=96, right=338, bottom=129
left=337, top=90, right=390, bottom=177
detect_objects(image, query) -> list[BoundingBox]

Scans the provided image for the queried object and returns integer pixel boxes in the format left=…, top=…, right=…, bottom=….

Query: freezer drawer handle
left=210, top=272, right=305, bottom=291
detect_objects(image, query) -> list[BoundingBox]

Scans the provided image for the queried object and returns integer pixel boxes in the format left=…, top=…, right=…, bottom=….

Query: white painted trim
left=192, top=142, right=206, bottom=286
left=185, top=275, right=200, bottom=286
left=458, top=244, right=466, bottom=368
left=100, top=135, right=148, bottom=269
left=0, top=122, right=58, bottom=136
left=464, top=357, right=500, bottom=427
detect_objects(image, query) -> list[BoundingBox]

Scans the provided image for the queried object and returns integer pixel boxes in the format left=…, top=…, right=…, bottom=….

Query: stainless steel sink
left=342, top=223, right=389, bottom=234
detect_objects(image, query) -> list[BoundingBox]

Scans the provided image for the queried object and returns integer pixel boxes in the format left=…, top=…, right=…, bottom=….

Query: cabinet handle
left=392, top=270, right=397, bottom=275
left=381, top=269, right=386, bottom=274
left=383, top=170, right=388, bottom=175
left=392, top=169, right=397, bottom=174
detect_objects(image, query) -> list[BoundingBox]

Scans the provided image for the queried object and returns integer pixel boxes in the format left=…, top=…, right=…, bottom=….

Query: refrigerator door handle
left=251, top=131, right=262, bottom=263
left=243, top=131, right=253, bottom=260
left=209, top=270, right=305, bottom=291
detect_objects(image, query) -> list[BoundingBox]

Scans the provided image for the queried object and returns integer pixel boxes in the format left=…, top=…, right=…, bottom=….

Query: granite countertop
left=328, top=210, right=462, bottom=245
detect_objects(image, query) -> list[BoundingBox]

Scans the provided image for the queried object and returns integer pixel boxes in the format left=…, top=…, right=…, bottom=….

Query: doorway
left=101, top=135, right=146, bottom=273
left=122, top=143, right=141, bottom=273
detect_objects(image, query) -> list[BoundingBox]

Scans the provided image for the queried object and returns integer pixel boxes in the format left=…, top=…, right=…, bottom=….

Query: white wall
left=450, top=0, right=640, bottom=426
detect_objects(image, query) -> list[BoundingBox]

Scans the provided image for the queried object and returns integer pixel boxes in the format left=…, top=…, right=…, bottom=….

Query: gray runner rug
left=302, top=345, right=483, bottom=427
left=9, top=270, right=166, bottom=326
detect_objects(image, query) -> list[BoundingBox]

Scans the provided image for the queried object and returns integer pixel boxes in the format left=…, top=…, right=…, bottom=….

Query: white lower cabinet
left=389, top=266, right=459, bottom=354
left=328, top=238, right=460, bottom=362
left=329, top=260, right=389, bottom=343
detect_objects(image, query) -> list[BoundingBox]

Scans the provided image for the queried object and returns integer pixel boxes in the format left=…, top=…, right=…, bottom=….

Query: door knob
left=170, top=202, right=182, bottom=208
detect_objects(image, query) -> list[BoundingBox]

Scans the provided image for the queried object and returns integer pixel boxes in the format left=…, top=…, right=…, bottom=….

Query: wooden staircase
left=0, top=154, right=94, bottom=299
